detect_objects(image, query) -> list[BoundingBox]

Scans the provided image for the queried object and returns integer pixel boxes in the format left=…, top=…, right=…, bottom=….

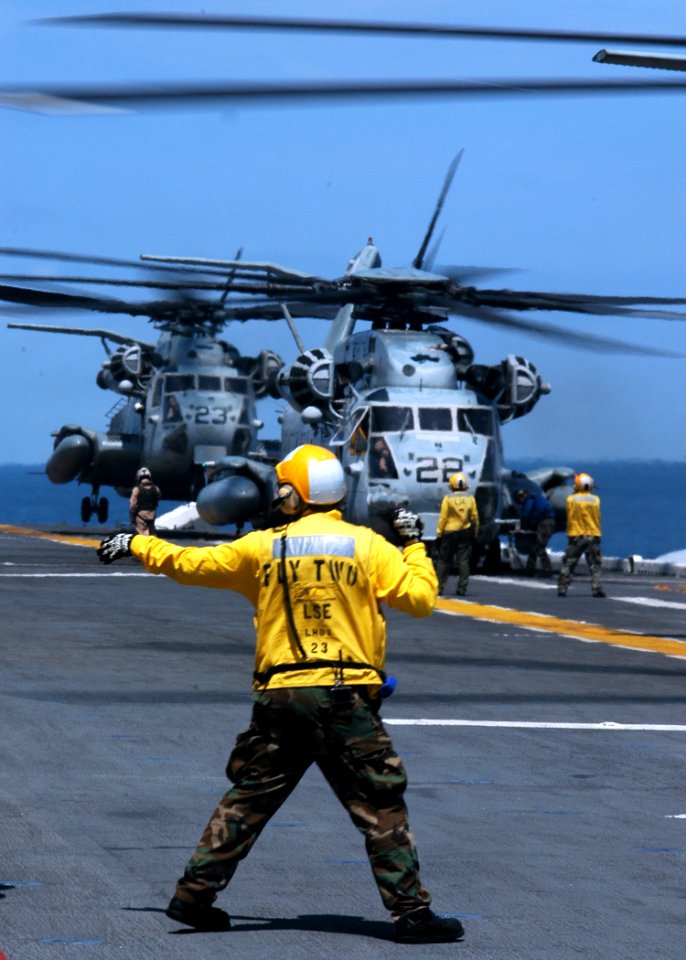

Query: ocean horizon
left=1, top=460, right=685, bottom=562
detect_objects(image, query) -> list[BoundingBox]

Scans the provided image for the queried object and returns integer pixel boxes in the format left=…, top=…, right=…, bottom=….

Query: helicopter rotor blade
left=438, top=265, right=521, bottom=282
left=0, top=281, right=339, bottom=326
left=593, top=50, right=686, bottom=72
left=6, top=78, right=686, bottom=115
left=7, top=321, right=155, bottom=348
left=413, top=150, right=463, bottom=270
left=219, top=246, right=244, bottom=304
left=0, top=245, right=201, bottom=275
left=0, top=273, right=257, bottom=291
left=0, top=282, right=220, bottom=322
left=37, top=13, right=686, bottom=50
left=447, top=303, right=685, bottom=357
left=0, top=283, right=152, bottom=315
left=140, top=253, right=324, bottom=283
left=455, top=285, right=686, bottom=316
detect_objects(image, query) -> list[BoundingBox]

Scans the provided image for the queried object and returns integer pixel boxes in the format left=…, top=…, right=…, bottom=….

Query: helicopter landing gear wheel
left=97, top=497, right=109, bottom=524
left=80, top=496, right=93, bottom=523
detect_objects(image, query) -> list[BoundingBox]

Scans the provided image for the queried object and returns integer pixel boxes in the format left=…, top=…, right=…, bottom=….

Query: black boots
left=165, top=896, right=232, bottom=931
left=166, top=896, right=465, bottom=943
left=395, top=907, right=465, bottom=943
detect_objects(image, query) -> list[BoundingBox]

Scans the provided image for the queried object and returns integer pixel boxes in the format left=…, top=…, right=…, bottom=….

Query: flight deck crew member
left=558, top=472, right=606, bottom=598
left=514, top=488, right=555, bottom=577
left=97, top=444, right=464, bottom=944
left=128, top=467, right=161, bottom=536
left=434, top=472, right=479, bottom=596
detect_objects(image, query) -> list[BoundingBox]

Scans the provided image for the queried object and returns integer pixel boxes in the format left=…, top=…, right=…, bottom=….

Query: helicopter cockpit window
left=458, top=408, right=494, bottom=436
left=225, top=377, right=248, bottom=394
left=368, top=437, right=398, bottom=479
left=370, top=405, right=414, bottom=433
left=418, top=407, right=452, bottom=431
left=329, top=407, right=369, bottom=450
left=199, top=375, right=221, bottom=391
left=165, top=374, right=195, bottom=392
left=163, top=394, right=183, bottom=423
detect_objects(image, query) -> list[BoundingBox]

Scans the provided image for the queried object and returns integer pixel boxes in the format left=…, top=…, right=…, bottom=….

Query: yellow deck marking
left=0, top=523, right=99, bottom=549
left=4, top=525, right=684, bottom=659
left=436, top=596, right=686, bottom=660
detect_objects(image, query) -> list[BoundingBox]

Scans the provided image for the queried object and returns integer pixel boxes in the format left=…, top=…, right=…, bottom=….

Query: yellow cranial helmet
left=275, top=444, right=346, bottom=505
left=449, top=472, right=469, bottom=492
left=574, top=472, right=594, bottom=492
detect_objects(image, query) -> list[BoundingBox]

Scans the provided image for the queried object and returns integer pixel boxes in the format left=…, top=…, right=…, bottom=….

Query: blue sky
left=1, top=0, right=685, bottom=466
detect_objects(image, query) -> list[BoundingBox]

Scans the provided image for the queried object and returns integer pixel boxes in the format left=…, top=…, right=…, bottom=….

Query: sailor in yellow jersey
left=97, top=444, right=464, bottom=944
left=434, top=472, right=479, bottom=596
left=558, top=472, right=606, bottom=598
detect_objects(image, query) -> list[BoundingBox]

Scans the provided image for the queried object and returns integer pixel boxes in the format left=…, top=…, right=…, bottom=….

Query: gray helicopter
left=2, top=252, right=283, bottom=523
left=141, top=155, right=686, bottom=563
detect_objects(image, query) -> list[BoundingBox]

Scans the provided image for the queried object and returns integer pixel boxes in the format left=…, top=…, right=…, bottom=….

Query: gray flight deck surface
left=1, top=527, right=685, bottom=959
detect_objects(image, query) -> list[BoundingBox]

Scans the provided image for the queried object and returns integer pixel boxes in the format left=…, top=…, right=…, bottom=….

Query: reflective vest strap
left=253, top=659, right=386, bottom=686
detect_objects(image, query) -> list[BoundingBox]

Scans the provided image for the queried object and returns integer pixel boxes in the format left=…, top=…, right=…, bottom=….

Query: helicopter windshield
left=225, top=377, right=248, bottom=394
left=458, top=408, right=494, bottom=436
left=199, top=375, right=221, bottom=391
left=418, top=407, right=452, bottom=431
left=165, top=374, right=195, bottom=392
left=370, top=405, right=414, bottom=433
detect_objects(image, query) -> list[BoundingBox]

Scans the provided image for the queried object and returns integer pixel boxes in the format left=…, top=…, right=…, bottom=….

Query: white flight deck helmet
left=574, top=472, right=595, bottom=492
left=275, top=444, right=346, bottom=508
left=448, top=472, right=470, bottom=492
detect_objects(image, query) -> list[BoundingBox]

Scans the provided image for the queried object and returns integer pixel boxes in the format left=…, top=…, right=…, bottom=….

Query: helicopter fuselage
left=141, top=363, right=256, bottom=499
left=44, top=328, right=266, bottom=511
left=279, top=326, right=505, bottom=542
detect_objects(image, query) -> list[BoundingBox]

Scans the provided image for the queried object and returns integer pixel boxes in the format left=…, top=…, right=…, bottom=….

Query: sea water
left=1, top=460, right=684, bottom=561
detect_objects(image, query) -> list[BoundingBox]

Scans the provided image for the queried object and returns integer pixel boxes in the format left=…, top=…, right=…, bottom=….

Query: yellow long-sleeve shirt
left=436, top=493, right=479, bottom=538
left=131, top=509, right=437, bottom=690
left=565, top=492, right=602, bottom=538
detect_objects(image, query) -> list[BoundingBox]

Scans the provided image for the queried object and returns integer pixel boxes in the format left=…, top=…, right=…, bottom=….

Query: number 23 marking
left=194, top=406, right=228, bottom=425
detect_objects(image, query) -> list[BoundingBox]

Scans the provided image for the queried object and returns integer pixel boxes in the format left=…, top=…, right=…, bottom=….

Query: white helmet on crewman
left=574, top=472, right=594, bottom=492
left=275, top=444, right=346, bottom=506
left=448, top=472, right=469, bottom=492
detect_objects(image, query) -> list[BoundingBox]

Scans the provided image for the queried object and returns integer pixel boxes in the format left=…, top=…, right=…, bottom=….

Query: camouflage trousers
left=174, top=686, right=432, bottom=919
left=558, top=536, right=603, bottom=592
left=435, top=529, right=474, bottom=594
left=524, top=518, right=555, bottom=574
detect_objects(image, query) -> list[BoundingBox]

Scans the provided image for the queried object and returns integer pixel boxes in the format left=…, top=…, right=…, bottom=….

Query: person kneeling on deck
left=97, top=443, right=464, bottom=944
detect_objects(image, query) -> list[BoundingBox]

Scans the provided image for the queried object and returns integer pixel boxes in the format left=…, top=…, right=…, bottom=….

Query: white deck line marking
left=473, top=575, right=555, bottom=591
left=619, top=596, right=686, bottom=610
left=474, top=575, right=686, bottom=608
left=385, top=719, right=686, bottom=731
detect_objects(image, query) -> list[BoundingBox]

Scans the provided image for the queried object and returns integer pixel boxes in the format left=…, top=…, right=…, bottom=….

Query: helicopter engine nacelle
left=96, top=344, right=151, bottom=395
left=196, top=456, right=278, bottom=528
left=428, top=325, right=475, bottom=371
left=251, top=349, right=284, bottom=398
left=46, top=426, right=95, bottom=484
left=270, top=348, right=336, bottom=419
left=465, top=354, right=550, bottom=423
